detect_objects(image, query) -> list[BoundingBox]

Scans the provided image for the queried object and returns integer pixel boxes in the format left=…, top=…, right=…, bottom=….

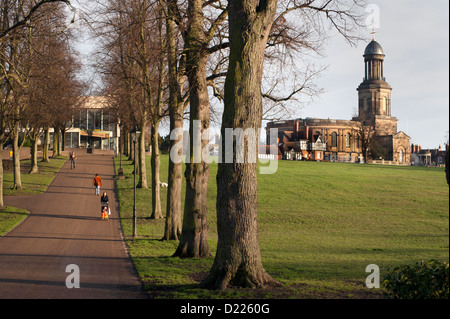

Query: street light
left=130, top=126, right=141, bottom=238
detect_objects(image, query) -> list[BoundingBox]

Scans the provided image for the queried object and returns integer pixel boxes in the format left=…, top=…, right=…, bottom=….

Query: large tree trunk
left=202, top=0, right=280, bottom=290
left=52, top=127, right=59, bottom=158
left=164, top=116, right=183, bottom=240
left=42, top=127, right=50, bottom=162
left=163, top=6, right=183, bottom=241
left=137, top=120, right=148, bottom=189
left=174, top=0, right=211, bottom=258
left=150, top=120, right=163, bottom=219
left=12, top=123, right=22, bottom=190
left=0, top=149, right=4, bottom=208
left=29, top=133, right=39, bottom=174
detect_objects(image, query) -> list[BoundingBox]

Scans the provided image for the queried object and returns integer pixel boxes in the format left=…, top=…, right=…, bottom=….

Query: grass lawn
left=0, top=206, right=29, bottom=236
left=115, top=155, right=449, bottom=299
left=2, top=157, right=67, bottom=196
left=1, top=156, right=67, bottom=236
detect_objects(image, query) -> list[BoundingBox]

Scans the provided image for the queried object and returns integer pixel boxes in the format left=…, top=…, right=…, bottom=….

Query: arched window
left=331, top=132, right=337, bottom=147
left=399, top=150, right=403, bottom=163
left=345, top=133, right=351, bottom=148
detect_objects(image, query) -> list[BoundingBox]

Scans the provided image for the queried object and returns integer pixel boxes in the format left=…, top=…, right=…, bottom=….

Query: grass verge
left=0, top=156, right=67, bottom=235
left=2, top=157, right=67, bottom=196
left=0, top=206, right=29, bottom=236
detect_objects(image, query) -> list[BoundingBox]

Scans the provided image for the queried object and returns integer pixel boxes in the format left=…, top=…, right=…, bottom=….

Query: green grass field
left=114, top=155, right=449, bottom=299
left=2, top=157, right=67, bottom=196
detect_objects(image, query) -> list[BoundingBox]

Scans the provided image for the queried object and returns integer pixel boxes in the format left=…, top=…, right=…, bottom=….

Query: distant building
left=266, top=37, right=411, bottom=165
left=411, top=144, right=447, bottom=166
left=62, top=96, right=119, bottom=151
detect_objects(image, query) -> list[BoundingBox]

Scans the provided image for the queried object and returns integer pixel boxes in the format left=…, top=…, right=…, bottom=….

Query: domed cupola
left=364, top=40, right=385, bottom=56
left=363, top=37, right=386, bottom=82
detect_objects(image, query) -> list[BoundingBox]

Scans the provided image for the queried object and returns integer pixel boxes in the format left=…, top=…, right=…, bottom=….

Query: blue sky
left=302, top=0, right=449, bottom=149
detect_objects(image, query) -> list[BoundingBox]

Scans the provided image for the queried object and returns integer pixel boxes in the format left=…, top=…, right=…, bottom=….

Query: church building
left=266, top=37, right=411, bottom=164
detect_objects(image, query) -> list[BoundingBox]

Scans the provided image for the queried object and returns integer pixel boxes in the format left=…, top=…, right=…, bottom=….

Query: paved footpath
left=0, top=154, right=147, bottom=299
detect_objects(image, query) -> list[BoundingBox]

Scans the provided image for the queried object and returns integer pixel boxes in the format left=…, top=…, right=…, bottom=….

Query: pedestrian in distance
left=100, top=192, right=110, bottom=215
left=93, top=173, right=103, bottom=196
left=69, top=152, right=77, bottom=169
left=101, top=206, right=109, bottom=220
left=101, top=192, right=109, bottom=207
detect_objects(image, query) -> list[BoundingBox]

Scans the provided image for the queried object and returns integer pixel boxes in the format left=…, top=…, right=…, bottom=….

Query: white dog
left=160, top=182, right=168, bottom=188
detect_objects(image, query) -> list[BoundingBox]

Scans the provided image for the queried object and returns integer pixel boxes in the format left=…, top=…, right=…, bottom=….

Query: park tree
left=26, top=4, right=83, bottom=173
left=202, top=0, right=366, bottom=290
left=94, top=0, right=168, bottom=219
left=171, top=0, right=229, bottom=258
left=0, top=0, right=75, bottom=205
left=350, top=118, right=376, bottom=163
left=159, top=0, right=188, bottom=240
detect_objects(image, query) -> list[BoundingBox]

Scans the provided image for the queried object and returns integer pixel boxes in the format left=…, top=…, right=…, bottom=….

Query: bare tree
left=160, top=0, right=187, bottom=240
left=350, top=118, right=376, bottom=163
left=93, top=0, right=168, bottom=219
left=0, top=0, right=77, bottom=201
left=171, top=0, right=229, bottom=258
left=203, top=0, right=367, bottom=290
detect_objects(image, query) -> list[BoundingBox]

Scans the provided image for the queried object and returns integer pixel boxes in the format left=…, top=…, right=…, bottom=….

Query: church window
left=345, top=133, right=351, bottom=148
left=331, top=132, right=337, bottom=147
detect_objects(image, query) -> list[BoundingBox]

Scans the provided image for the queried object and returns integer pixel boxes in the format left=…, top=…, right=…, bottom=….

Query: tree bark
left=163, top=4, right=184, bottom=240
left=174, top=0, right=211, bottom=258
left=12, top=122, right=22, bottom=190
left=42, top=127, right=50, bottom=162
left=202, top=0, right=280, bottom=290
left=52, top=127, right=59, bottom=158
left=0, top=150, right=4, bottom=208
left=137, top=120, right=148, bottom=189
left=29, top=134, right=39, bottom=174
left=150, top=120, right=163, bottom=219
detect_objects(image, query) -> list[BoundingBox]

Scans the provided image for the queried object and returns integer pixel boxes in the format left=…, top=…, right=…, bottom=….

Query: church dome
left=364, top=40, right=384, bottom=56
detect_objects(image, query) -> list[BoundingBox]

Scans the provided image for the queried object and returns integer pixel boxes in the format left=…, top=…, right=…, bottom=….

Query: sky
left=300, top=0, right=449, bottom=149
left=74, top=0, right=449, bottom=149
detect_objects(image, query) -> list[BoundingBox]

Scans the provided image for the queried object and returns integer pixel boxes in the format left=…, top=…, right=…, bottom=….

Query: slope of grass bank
left=114, top=155, right=449, bottom=298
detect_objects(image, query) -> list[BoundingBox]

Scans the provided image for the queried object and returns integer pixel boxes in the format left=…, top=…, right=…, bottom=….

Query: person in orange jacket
left=93, top=173, right=103, bottom=196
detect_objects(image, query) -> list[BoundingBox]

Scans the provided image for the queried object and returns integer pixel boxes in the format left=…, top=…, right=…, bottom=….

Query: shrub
left=383, top=260, right=449, bottom=299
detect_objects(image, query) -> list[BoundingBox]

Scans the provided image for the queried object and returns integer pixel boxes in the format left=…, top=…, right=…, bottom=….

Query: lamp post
left=130, top=126, right=141, bottom=237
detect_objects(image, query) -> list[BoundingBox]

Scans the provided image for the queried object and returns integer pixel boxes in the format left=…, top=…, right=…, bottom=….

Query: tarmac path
left=0, top=154, right=147, bottom=299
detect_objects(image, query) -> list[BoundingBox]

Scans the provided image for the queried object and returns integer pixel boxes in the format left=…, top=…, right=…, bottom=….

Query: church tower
left=356, top=35, right=398, bottom=136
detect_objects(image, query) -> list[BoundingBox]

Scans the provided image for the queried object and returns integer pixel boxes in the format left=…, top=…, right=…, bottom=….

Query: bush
left=383, top=260, right=449, bottom=299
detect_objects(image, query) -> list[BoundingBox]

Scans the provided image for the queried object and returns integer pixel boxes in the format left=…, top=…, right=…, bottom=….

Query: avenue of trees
left=0, top=0, right=85, bottom=208
left=91, top=0, right=368, bottom=290
left=1, top=0, right=369, bottom=291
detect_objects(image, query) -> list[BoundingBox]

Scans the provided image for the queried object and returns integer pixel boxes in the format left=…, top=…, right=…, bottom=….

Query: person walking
left=100, top=192, right=109, bottom=206
left=101, top=192, right=110, bottom=217
left=93, top=173, right=103, bottom=196
left=69, top=152, right=77, bottom=169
